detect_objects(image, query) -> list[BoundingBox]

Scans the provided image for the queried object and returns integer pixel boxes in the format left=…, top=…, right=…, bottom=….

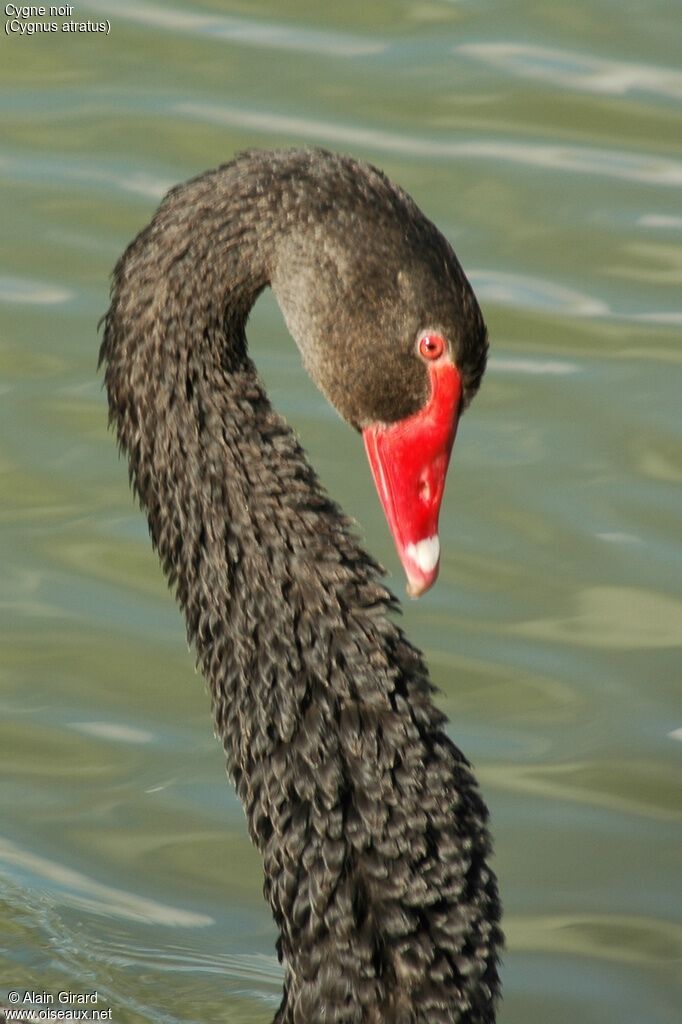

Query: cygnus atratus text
left=100, top=148, right=501, bottom=1024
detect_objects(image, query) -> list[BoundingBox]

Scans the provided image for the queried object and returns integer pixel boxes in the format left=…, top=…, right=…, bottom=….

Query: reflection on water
left=2, top=1, right=682, bottom=1022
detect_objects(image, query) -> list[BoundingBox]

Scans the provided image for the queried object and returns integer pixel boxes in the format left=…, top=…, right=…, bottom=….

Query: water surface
left=1, top=2, right=681, bottom=1022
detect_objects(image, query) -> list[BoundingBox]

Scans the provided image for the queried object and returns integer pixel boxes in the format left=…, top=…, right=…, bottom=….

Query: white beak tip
left=403, top=535, right=441, bottom=597
left=405, top=535, right=440, bottom=574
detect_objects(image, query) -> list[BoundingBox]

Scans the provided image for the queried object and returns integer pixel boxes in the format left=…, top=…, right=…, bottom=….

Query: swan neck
left=99, top=154, right=501, bottom=1023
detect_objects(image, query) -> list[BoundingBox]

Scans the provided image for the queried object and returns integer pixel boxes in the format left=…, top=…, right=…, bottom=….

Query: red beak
left=362, top=363, right=462, bottom=597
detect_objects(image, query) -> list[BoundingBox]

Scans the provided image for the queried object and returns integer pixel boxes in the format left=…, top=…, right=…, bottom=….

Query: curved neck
left=100, top=157, right=499, bottom=1023
left=100, top=162, right=394, bottom=770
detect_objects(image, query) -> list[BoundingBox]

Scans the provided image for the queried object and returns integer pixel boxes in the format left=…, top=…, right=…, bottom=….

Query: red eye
left=418, top=334, right=445, bottom=361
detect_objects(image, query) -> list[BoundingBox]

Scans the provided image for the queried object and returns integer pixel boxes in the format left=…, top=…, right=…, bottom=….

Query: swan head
left=269, top=150, right=488, bottom=596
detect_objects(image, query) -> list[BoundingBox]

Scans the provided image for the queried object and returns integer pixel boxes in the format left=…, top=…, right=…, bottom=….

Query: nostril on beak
left=418, top=476, right=431, bottom=503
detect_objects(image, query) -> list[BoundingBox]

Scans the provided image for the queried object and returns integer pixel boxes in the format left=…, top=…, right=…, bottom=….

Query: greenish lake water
left=1, top=2, right=681, bottom=1022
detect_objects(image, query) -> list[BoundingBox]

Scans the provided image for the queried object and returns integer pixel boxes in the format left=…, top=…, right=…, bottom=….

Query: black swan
left=99, top=148, right=501, bottom=1023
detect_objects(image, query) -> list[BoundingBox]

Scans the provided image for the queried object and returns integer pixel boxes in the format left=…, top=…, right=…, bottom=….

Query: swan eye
left=418, top=334, right=445, bottom=361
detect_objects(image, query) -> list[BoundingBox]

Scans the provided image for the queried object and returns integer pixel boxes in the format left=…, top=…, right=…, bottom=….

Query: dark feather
left=100, top=148, right=501, bottom=1023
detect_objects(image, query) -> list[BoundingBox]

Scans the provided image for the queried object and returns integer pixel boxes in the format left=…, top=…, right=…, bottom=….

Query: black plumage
left=99, top=148, right=501, bottom=1024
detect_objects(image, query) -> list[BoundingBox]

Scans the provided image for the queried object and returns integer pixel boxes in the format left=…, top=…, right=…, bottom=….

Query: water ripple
left=482, top=758, right=681, bottom=822
left=176, top=102, right=682, bottom=186
left=0, top=838, right=212, bottom=927
left=506, top=912, right=682, bottom=964
left=0, top=151, right=173, bottom=202
left=631, top=310, right=682, bottom=325
left=0, top=277, right=73, bottom=306
left=471, top=270, right=609, bottom=317
left=69, top=721, right=155, bottom=745
left=512, top=585, right=682, bottom=650
left=87, top=938, right=283, bottom=986
left=457, top=42, right=682, bottom=101
left=82, top=0, right=384, bottom=57
left=487, top=356, right=580, bottom=376
left=638, top=213, right=682, bottom=229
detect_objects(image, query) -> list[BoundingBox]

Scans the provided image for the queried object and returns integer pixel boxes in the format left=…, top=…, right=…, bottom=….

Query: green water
left=1, top=2, right=681, bottom=1022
